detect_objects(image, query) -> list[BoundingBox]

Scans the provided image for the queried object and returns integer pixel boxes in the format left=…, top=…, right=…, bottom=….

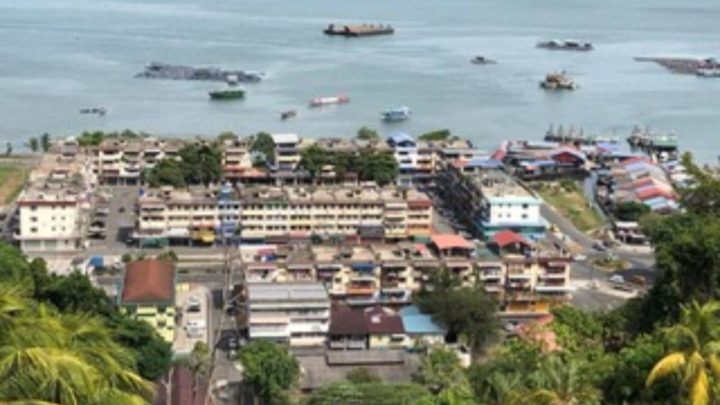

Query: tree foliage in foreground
left=0, top=284, right=153, bottom=404
left=0, top=243, right=172, bottom=382
left=237, top=340, right=299, bottom=405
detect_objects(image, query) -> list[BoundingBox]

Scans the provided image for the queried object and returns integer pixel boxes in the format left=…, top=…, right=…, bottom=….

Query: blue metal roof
left=400, top=306, right=446, bottom=335
left=466, top=159, right=503, bottom=169
left=387, top=132, right=416, bottom=146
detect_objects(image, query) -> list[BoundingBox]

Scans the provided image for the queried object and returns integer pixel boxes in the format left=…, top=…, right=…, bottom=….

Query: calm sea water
left=1, top=0, right=719, bottom=161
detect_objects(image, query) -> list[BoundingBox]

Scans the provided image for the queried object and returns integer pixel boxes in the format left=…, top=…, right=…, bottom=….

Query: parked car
left=608, top=274, right=625, bottom=284
left=592, top=242, right=607, bottom=251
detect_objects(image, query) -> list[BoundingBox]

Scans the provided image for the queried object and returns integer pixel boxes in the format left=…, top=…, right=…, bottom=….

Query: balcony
left=535, top=283, right=573, bottom=293
left=507, top=270, right=533, bottom=279
left=480, top=270, right=503, bottom=280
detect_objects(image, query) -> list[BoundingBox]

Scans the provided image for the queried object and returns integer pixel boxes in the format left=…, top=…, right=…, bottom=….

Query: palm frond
left=647, top=352, right=686, bottom=387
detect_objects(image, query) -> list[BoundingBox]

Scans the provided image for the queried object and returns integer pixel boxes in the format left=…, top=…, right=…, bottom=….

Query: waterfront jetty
left=544, top=124, right=618, bottom=145
left=626, top=126, right=678, bottom=160
left=135, top=62, right=264, bottom=83
left=635, top=56, right=720, bottom=75
left=323, top=23, right=394, bottom=37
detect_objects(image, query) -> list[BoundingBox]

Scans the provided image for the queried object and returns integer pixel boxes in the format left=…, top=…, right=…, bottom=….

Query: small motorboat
left=281, top=110, right=297, bottom=120
left=79, top=107, right=107, bottom=116
left=381, top=106, right=411, bottom=122
left=471, top=56, right=496, bottom=65
left=309, top=94, right=350, bottom=107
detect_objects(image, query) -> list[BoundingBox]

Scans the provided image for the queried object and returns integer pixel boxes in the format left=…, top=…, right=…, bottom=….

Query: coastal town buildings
left=134, top=184, right=433, bottom=246
left=119, top=259, right=177, bottom=342
left=438, top=161, right=546, bottom=239
left=478, top=231, right=573, bottom=320
left=95, top=137, right=184, bottom=185
left=16, top=147, right=93, bottom=252
left=246, top=283, right=330, bottom=347
left=271, top=133, right=302, bottom=172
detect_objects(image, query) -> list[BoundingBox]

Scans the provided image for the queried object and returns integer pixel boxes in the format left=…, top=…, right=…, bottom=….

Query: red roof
left=491, top=148, right=507, bottom=161
left=431, top=234, right=473, bottom=250
left=122, top=259, right=175, bottom=304
left=492, top=230, right=529, bottom=248
left=364, top=307, right=404, bottom=334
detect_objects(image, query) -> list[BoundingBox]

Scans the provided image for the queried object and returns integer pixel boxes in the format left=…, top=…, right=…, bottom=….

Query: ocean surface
left=1, top=0, right=719, bottom=161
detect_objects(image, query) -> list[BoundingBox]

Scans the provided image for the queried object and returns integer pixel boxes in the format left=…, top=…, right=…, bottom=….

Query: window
left=522, top=204, right=529, bottom=209
left=30, top=227, right=37, bottom=233
left=30, top=217, right=38, bottom=222
left=30, top=205, right=37, bottom=211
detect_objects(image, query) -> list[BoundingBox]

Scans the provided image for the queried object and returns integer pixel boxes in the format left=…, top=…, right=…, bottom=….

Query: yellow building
left=119, top=259, right=177, bottom=342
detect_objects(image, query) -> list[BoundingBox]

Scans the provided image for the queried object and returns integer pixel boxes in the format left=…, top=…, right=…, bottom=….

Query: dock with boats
left=634, top=57, right=720, bottom=76
left=323, top=24, right=394, bottom=37
left=627, top=126, right=679, bottom=159
left=544, top=124, right=618, bottom=145
left=136, top=62, right=265, bottom=83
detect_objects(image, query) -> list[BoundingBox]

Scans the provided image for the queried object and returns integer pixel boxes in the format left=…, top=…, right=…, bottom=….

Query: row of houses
left=240, top=232, right=572, bottom=344
left=135, top=184, right=434, bottom=247
left=597, top=156, right=679, bottom=213
left=72, top=132, right=484, bottom=187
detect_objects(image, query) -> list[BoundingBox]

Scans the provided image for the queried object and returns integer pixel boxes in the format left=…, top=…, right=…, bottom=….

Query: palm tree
left=0, top=284, right=153, bottom=405
left=525, top=355, right=600, bottom=405
left=647, top=300, right=720, bottom=405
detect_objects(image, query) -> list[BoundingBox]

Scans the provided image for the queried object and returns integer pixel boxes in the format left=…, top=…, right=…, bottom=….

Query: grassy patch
left=0, top=164, right=29, bottom=204
left=536, top=181, right=604, bottom=232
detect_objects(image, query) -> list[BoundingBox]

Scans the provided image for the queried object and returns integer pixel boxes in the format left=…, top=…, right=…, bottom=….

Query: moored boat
left=537, top=39, right=593, bottom=52
left=280, top=110, right=297, bottom=120
left=323, top=23, right=394, bottom=37
left=79, top=107, right=107, bottom=116
left=471, top=56, right=496, bottom=65
left=309, top=94, right=350, bottom=107
left=540, top=72, right=578, bottom=90
left=381, top=106, right=411, bottom=122
left=209, top=75, right=245, bottom=100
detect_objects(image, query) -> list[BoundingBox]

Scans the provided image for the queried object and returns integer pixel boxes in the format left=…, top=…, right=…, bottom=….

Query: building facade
left=134, top=185, right=433, bottom=246
left=438, top=161, right=546, bottom=239
left=119, top=259, right=177, bottom=342
left=246, top=283, right=330, bottom=347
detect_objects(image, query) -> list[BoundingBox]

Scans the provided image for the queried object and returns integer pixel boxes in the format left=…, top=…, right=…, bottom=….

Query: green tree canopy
left=27, top=137, right=39, bottom=153
left=145, top=158, right=186, bottom=188
left=417, top=283, right=498, bottom=356
left=357, top=126, right=380, bottom=141
left=179, top=143, right=223, bottom=186
left=217, top=131, right=238, bottom=143
left=415, top=346, right=469, bottom=395
left=237, top=340, right=299, bottom=405
left=250, top=132, right=275, bottom=164
left=306, top=382, right=433, bottom=405
left=357, top=151, right=398, bottom=186
left=614, top=201, right=651, bottom=222
left=40, top=132, right=51, bottom=152
left=419, top=129, right=453, bottom=141
left=299, top=144, right=328, bottom=178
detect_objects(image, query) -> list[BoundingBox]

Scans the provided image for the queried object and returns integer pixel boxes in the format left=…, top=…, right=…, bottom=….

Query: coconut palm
left=0, top=283, right=153, bottom=405
left=524, top=355, right=600, bottom=405
left=646, top=300, right=720, bottom=405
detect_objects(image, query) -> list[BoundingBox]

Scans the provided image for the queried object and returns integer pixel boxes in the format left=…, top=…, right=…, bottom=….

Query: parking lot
left=87, top=186, right=139, bottom=253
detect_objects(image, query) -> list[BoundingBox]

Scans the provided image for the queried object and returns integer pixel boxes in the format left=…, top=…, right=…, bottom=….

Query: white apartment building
left=439, top=162, right=546, bottom=239
left=17, top=191, right=83, bottom=252
left=135, top=185, right=433, bottom=245
left=271, top=133, right=301, bottom=171
left=247, top=283, right=330, bottom=347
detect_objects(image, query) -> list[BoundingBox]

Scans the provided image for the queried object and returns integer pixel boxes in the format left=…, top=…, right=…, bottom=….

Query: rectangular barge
left=323, top=24, right=394, bottom=37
